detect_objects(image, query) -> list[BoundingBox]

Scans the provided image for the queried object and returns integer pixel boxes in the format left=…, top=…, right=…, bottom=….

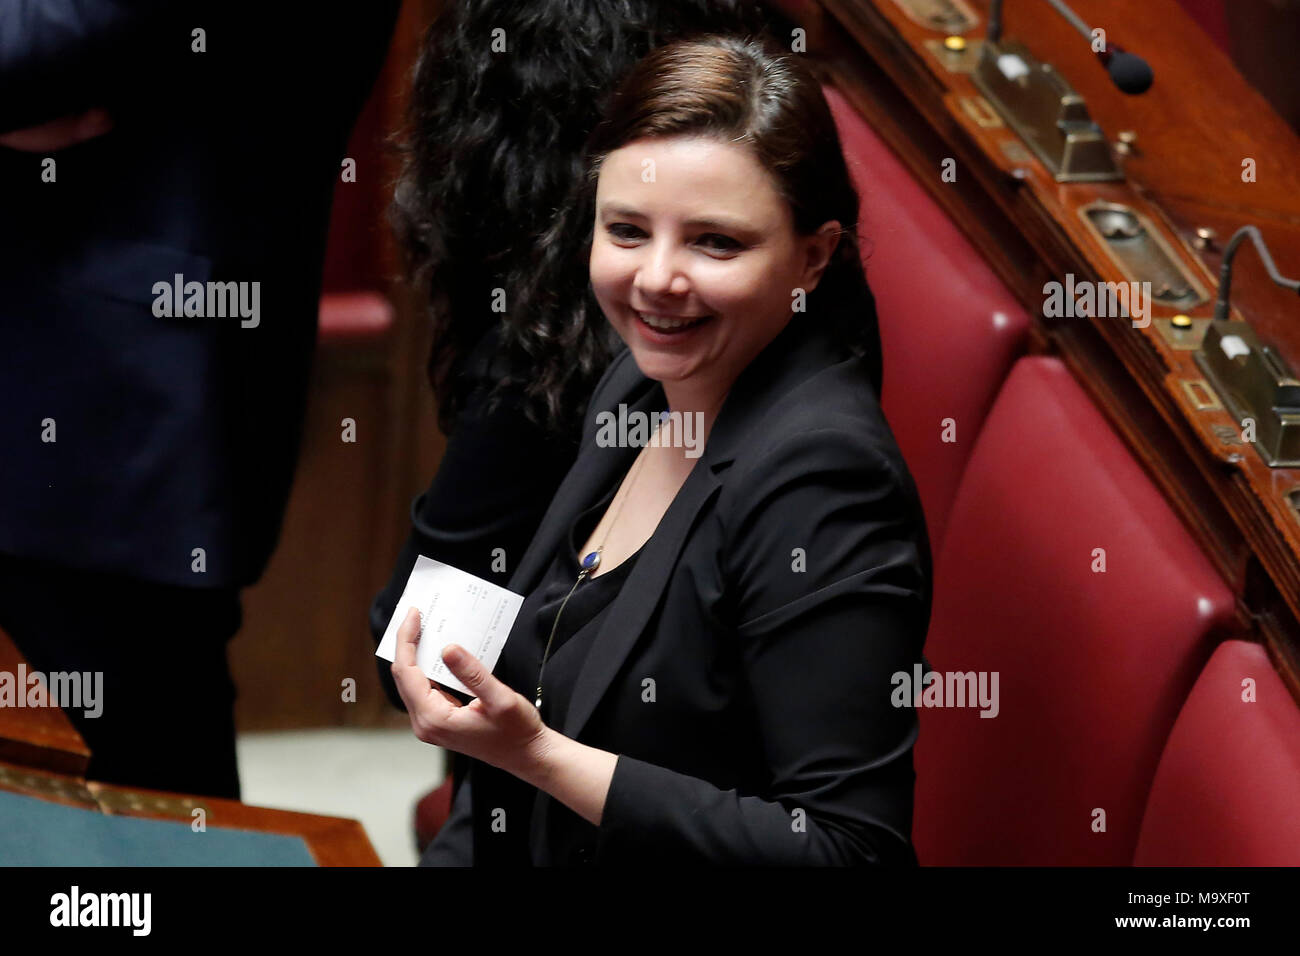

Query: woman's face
left=589, top=135, right=840, bottom=401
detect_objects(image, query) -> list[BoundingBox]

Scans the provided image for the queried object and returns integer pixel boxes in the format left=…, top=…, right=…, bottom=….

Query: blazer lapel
left=506, top=446, right=627, bottom=599
left=560, top=459, right=722, bottom=741
left=526, top=454, right=723, bottom=863
left=506, top=372, right=659, bottom=600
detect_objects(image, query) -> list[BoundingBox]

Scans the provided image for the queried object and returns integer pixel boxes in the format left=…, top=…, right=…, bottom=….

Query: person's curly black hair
left=391, top=0, right=793, bottom=438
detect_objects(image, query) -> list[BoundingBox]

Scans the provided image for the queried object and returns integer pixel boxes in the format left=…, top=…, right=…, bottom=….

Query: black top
left=498, top=483, right=642, bottom=735
left=444, top=478, right=642, bottom=868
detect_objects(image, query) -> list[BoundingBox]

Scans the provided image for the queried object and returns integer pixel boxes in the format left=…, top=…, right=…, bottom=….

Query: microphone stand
left=1214, top=226, right=1300, bottom=322
left=975, top=0, right=1151, bottom=181
left=1193, top=226, right=1300, bottom=466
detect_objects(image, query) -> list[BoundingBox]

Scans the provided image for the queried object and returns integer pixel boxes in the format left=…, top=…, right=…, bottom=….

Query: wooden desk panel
left=0, top=626, right=90, bottom=777
left=1, top=627, right=382, bottom=866
left=0, top=760, right=381, bottom=867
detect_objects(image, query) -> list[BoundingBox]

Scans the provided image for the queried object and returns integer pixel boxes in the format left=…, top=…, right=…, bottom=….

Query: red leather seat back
left=825, top=85, right=1029, bottom=552
left=415, top=777, right=455, bottom=856
left=913, top=357, right=1235, bottom=864
left=1134, top=640, right=1300, bottom=865
left=318, top=67, right=394, bottom=343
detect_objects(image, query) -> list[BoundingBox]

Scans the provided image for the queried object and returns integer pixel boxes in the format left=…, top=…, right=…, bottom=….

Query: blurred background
left=231, top=0, right=443, bottom=867
left=231, top=0, right=1300, bottom=866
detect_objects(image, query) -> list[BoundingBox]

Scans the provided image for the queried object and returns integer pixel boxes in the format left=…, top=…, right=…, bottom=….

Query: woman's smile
left=631, top=307, right=716, bottom=339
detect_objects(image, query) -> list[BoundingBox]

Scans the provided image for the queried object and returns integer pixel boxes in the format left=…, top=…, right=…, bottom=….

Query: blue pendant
left=581, top=550, right=601, bottom=572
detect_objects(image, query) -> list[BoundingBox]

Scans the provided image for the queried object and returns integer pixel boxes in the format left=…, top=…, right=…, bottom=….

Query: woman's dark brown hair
left=391, top=1, right=792, bottom=438
left=522, top=33, right=884, bottom=398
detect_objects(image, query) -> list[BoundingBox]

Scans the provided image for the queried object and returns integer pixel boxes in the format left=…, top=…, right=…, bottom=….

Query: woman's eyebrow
left=682, top=215, right=752, bottom=234
left=598, top=203, right=645, bottom=220
left=599, top=203, right=753, bottom=234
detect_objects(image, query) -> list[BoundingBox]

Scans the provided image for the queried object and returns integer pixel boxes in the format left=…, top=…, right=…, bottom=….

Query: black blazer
left=423, top=309, right=933, bottom=866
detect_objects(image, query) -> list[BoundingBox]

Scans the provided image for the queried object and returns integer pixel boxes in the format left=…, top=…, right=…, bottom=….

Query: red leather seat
left=415, top=777, right=455, bottom=856
left=1134, top=640, right=1300, bottom=865
left=912, top=357, right=1235, bottom=865
left=825, top=84, right=1030, bottom=552
left=318, top=291, right=394, bottom=343
left=317, top=80, right=393, bottom=346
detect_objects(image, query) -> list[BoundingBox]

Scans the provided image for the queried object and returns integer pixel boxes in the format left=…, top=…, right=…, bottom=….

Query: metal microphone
left=988, top=0, right=1154, bottom=94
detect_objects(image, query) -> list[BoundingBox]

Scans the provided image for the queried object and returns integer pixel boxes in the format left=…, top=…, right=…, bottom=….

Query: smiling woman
left=590, top=135, right=841, bottom=408
left=575, top=35, right=885, bottom=400
left=396, top=34, right=932, bottom=867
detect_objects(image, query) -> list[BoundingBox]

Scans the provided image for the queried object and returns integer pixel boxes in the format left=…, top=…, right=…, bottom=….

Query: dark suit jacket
left=0, top=2, right=398, bottom=587
left=423, top=309, right=933, bottom=866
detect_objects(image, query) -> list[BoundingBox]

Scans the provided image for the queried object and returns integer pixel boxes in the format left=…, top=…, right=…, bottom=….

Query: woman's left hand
left=391, top=606, right=551, bottom=779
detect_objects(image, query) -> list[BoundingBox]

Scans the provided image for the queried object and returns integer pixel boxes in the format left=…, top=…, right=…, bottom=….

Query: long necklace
left=533, top=425, right=660, bottom=711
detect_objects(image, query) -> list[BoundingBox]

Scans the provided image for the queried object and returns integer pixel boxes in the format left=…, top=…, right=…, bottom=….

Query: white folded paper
left=375, top=555, right=525, bottom=697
